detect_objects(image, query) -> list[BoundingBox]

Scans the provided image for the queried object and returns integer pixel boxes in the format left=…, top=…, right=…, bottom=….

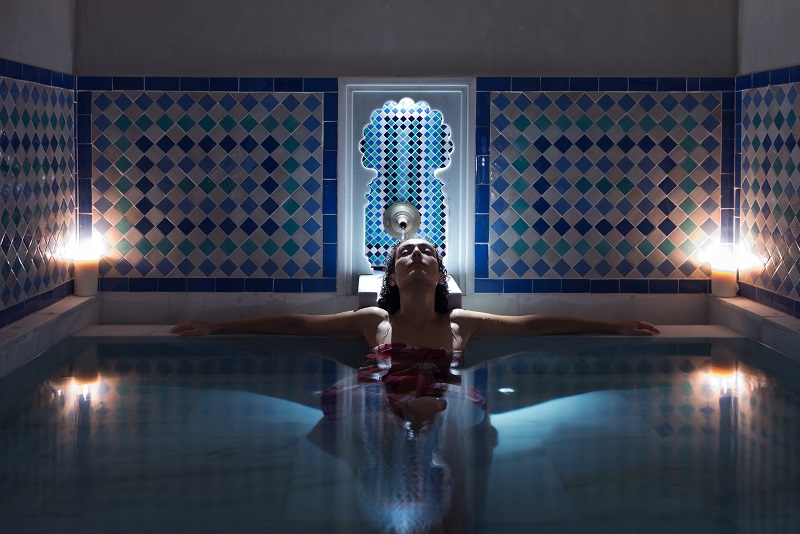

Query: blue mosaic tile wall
left=0, top=58, right=76, bottom=327
left=78, top=77, right=337, bottom=293
left=737, top=66, right=800, bottom=317
left=362, top=99, right=452, bottom=267
left=475, top=77, right=735, bottom=295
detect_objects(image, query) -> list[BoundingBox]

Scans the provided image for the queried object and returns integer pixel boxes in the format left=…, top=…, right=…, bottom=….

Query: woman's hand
left=170, top=321, right=218, bottom=336
left=616, top=320, right=661, bottom=336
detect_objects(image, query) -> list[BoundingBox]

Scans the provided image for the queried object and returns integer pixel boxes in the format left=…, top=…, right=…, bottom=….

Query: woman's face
left=390, top=239, right=443, bottom=289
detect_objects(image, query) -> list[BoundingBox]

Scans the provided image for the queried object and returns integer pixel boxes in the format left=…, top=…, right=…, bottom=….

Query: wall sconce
left=696, top=242, right=763, bottom=298
left=67, top=234, right=106, bottom=297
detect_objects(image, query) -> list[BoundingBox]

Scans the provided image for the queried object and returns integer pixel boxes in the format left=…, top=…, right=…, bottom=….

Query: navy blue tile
left=657, top=77, right=686, bottom=91
left=570, top=77, right=598, bottom=91
left=240, top=77, right=273, bottom=91
left=63, top=74, right=77, bottom=90
left=323, top=150, right=337, bottom=179
left=598, top=77, right=628, bottom=91
left=216, top=278, right=245, bottom=292
left=476, top=214, right=489, bottom=243
left=99, top=278, right=129, bottom=291
left=476, top=156, right=489, bottom=185
left=721, top=173, right=735, bottom=208
left=791, top=66, right=800, bottom=83
left=324, top=92, right=338, bottom=122
left=5, top=60, right=22, bottom=79
left=620, top=279, right=648, bottom=293
left=187, top=278, right=215, bottom=292
left=24, top=294, right=40, bottom=315
left=323, top=214, right=337, bottom=244
left=323, top=244, right=337, bottom=277
left=752, top=70, right=770, bottom=88
left=274, top=279, right=302, bottom=292
left=735, top=74, right=753, bottom=90
left=562, top=279, right=590, bottom=293
left=722, top=91, right=734, bottom=111
left=80, top=142, right=94, bottom=176
left=475, top=279, right=503, bottom=293
left=303, top=278, right=336, bottom=292
left=274, top=78, right=302, bottom=91
left=477, top=77, right=511, bottom=91
left=78, top=91, right=93, bottom=114
left=146, top=77, right=180, bottom=90
left=503, top=279, right=532, bottom=293
left=6, top=302, right=25, bottom=324
left=181, top=77, right=210, bottom=91
left=22, top=64, right=39, bottom=83
left=686, top=77, right=700, bottom=91
left=648, top=279, right=678, bottom=294
left=476, top=91, right=491, bottom=127
left=532, top=279, right=561, bottom=293
left=771, top=293, right=795, bottom=315
left=305, top=78, right=338, bottom=92
left=511, top=77, right=541, bottom=91
left=679, top=279, right=709, bottom=294
left=210, top=77, right=238, bottom=91
left=324, top=122, right=337, bottom=150
left=0, top=57, right=6, bottom=77
left=541, top=77, right=570, bottom=91
left=37, top=68, right=52, bottom=86
left=700, top=77, right=734, bottom=91
left=113, top=77, right=144, bottom=90
left=322, top=179, right=337, bottom=214
left=739, top=282, right=756, bottom=300
left=50, top=71, right=63, bottom=88
left=79, top=214, right=93, bottom=238
left=591, top=280, right=619, bottom=293
left=722, top=110, right=735, bottom=138
left=770, top=67, right=791, bottom=85
left=130, top=278, right=158, bottom=292
left=476, top=127, right=490, bottom=156
left=721, top=209, right=734, bottom=242
left=54, top=281, right=69, bottom=299
left=158, top=278, right=187, bottom=292
left=475, top=185, right=489, bottom=213
left=629, top=77, right=657, bottom=91
left=39, top=290, right=55, bottom=309
left=475, top=245, right=489, bottom=278
left=77, top=115, right=92, bottom=143
left=244, top=278, right=273, bottom=292
left=79, top=76, right=112, bottom=90
left=78, top=178, right=93, bottom=212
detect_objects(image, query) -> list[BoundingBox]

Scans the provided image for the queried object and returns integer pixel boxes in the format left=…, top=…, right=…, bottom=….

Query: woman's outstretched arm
left=453, top=309, right=660, bottom=340
left=170, top=306, right=386, bottom=341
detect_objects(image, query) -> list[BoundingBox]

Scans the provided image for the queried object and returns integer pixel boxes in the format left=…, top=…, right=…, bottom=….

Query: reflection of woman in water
left=172, top=238, right=659, bottom=533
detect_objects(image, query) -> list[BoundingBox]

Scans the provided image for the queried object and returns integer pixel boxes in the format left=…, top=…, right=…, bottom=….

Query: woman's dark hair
left=377, top=239, right=449, bottom=314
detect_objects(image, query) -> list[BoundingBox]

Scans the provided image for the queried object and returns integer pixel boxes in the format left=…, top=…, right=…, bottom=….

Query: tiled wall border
left=76, top=76, right=338, bottom=293
left=0, top=57, right=76, bottom=328
left=736, top=65, right=800, bottom=319
left=474, top=76, right=735, bottom=295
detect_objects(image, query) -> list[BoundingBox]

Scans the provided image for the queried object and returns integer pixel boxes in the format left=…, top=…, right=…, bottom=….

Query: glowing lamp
left=67, top=235, right=106, bottom=296
left=696, top=243, right=763, bottom=298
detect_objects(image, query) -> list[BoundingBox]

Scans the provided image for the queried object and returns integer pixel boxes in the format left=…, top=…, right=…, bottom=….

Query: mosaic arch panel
left=91, top=91, right=324, bottom=279
left=360, top=99, right=453, bottom=267
left=739, top=82, right=800, bottom=301
left=0, top=76, right=75, bottom=309
left=489, top=91, right=722, bottom=280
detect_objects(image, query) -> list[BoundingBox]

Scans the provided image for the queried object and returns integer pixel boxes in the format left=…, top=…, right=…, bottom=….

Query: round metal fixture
left=383, top=202, right=421, bottom=239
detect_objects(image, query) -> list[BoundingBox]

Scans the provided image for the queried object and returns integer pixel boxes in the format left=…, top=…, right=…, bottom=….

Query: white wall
left=739, top=0, right=800, bottom=74
left=0, top=0, right=74, bottom=73
left=74, top=0, right=738, bottom=77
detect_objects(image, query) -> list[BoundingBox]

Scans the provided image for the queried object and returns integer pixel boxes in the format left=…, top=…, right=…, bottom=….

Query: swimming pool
left=1, top=334, right=799, bottom=533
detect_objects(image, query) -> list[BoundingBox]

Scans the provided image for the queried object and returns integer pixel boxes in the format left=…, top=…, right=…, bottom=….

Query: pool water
left=1, top=335, right=799, bottom=533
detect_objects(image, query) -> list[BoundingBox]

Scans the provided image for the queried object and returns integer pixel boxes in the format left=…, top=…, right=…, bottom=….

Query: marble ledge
left=0, top=296, right=100, bottom=378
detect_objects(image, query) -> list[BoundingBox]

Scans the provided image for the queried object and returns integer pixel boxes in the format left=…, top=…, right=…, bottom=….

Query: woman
left=170, top=238, right=661, bottom=346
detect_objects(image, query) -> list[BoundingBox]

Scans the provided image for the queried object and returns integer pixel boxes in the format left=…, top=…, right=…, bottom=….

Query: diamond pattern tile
left=740, top=82, right=800, bottom=302
left=0, top=76, right=75, bottom=308
left=360, top=99, right=453, bottom=267
left=91, top=91, right=324, bottom=279
left=489, top=91, right=722, bottom=279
